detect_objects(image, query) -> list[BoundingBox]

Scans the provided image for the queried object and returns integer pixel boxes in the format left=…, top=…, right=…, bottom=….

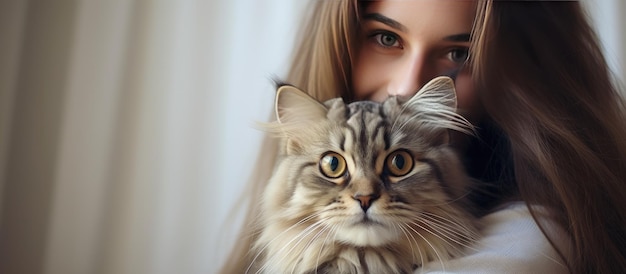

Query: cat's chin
left=336, top=223, right=399, bottom=247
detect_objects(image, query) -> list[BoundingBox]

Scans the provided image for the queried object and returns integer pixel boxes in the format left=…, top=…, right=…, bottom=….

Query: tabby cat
left=249, top=77, right=478, bottom=274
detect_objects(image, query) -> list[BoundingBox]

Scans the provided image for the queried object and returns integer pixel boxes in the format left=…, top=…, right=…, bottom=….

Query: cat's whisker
left=397, top=223, right=422, bottom=267
left=296, top=221, right=333, bottom=274
left=412, top=217, right=476, bottom=252
left=388, top=206, right=478, bottom=258
left=416, top=217, right=462, bottom=240
left=257, top=224, right=322, bottom=273
left=401, top=204, right=476, bottom=237
left=403, top=222, right=446, bottom=271
left=263, top=219, right=329, bottom=272
left=290, top=224, right=331, bottom=274
left=265, top=221, right=324, bottom=266
left=247, top=213, right=325, bottom=274
left=424, top=223, right=475, bottom=249
left=418, top=213, right=470, bottom=235
left=255, top=216, right=328, bottom=274
left=421, top=211, right=481, bottom=241
left=314, top=224, right=338, bottom=274
left=396, top=224, right=413, bottom=259
left=424, top=211, right=479, bottom=236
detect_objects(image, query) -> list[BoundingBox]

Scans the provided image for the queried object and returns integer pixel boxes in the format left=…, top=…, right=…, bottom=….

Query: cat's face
left=288, top=101, right=463, bottom=246
left=262, top=76, right=475, bottom=249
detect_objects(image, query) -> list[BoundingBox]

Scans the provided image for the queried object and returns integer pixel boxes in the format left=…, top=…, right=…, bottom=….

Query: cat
left=248, top=76, right=479, bottom=274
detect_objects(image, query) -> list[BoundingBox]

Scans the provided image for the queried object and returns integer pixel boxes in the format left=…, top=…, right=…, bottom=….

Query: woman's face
left=352, top=0, right=481, bottom=122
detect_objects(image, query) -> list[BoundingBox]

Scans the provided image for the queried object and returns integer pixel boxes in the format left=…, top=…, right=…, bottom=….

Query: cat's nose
left=352, top=193, right=380, bottom=212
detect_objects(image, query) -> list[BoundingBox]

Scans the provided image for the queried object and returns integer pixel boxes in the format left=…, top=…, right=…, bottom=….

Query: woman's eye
left=448, top=48, right=469, bottom=64
left=374, top=32, right=401, bottom=48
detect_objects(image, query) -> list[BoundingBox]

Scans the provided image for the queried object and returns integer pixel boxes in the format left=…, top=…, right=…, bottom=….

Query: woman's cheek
left=352, top=51, right=384, bottom=101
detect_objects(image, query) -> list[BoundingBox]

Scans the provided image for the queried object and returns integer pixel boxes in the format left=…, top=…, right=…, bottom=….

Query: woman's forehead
left=362, top=1, right=476, bottom=40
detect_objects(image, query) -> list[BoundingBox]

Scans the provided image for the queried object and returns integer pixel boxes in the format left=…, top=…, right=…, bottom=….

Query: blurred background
left=0, top=1, right=623, bottom=274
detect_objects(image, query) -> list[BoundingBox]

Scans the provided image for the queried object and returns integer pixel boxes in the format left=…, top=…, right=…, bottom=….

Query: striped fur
left=251, top=77, right=478, bottom=274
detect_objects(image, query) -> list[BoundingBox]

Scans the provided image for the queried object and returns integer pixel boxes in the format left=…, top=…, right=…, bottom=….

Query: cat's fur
left=249, top=77, right=478, bottom=274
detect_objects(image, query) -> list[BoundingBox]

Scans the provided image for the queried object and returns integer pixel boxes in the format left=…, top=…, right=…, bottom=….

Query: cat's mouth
left=338, top=215, right=396, bottom=246
left=356, top=215, right=382, bottom=226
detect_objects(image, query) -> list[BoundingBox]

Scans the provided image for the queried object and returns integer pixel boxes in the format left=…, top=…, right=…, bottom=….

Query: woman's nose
left=387, top=51, right=434, bottom=98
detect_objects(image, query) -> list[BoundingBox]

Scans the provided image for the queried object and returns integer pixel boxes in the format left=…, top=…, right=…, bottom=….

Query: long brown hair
left=287, top=0, right=359, bottom=102
left=472, top=1, right=626, bottom=273
left=221, top=1, right=626, bottom=273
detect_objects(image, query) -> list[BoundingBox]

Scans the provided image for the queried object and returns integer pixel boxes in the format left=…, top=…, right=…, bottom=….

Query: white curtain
left=0, top=1, right=306, bottom=274
left=0, top=1, right=623, bottom=274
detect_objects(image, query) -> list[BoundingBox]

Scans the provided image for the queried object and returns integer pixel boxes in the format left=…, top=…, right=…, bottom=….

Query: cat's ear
left=409, top=76, right=457, bottom=111
left=404, top=76, right=475, bottom=137
left=275, top=85, right=328, bottom=125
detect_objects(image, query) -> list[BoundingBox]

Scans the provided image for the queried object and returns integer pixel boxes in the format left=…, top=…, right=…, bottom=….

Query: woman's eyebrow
left=362, top=13, right=407, bottom=32
left=443, top=33, right=471, bottom=42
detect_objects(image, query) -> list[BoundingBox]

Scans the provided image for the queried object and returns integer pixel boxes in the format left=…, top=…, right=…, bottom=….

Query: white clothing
left=419, top=202, right=572, bottom=274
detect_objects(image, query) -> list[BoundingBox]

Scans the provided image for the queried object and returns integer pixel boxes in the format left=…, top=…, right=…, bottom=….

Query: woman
left=222, top=1, right=626, bottom=273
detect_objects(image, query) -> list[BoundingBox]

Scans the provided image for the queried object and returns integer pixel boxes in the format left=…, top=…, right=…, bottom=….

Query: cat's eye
left=319, top=152, right=347, bottom=179
left=385, top=150, right=414, bottom=177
